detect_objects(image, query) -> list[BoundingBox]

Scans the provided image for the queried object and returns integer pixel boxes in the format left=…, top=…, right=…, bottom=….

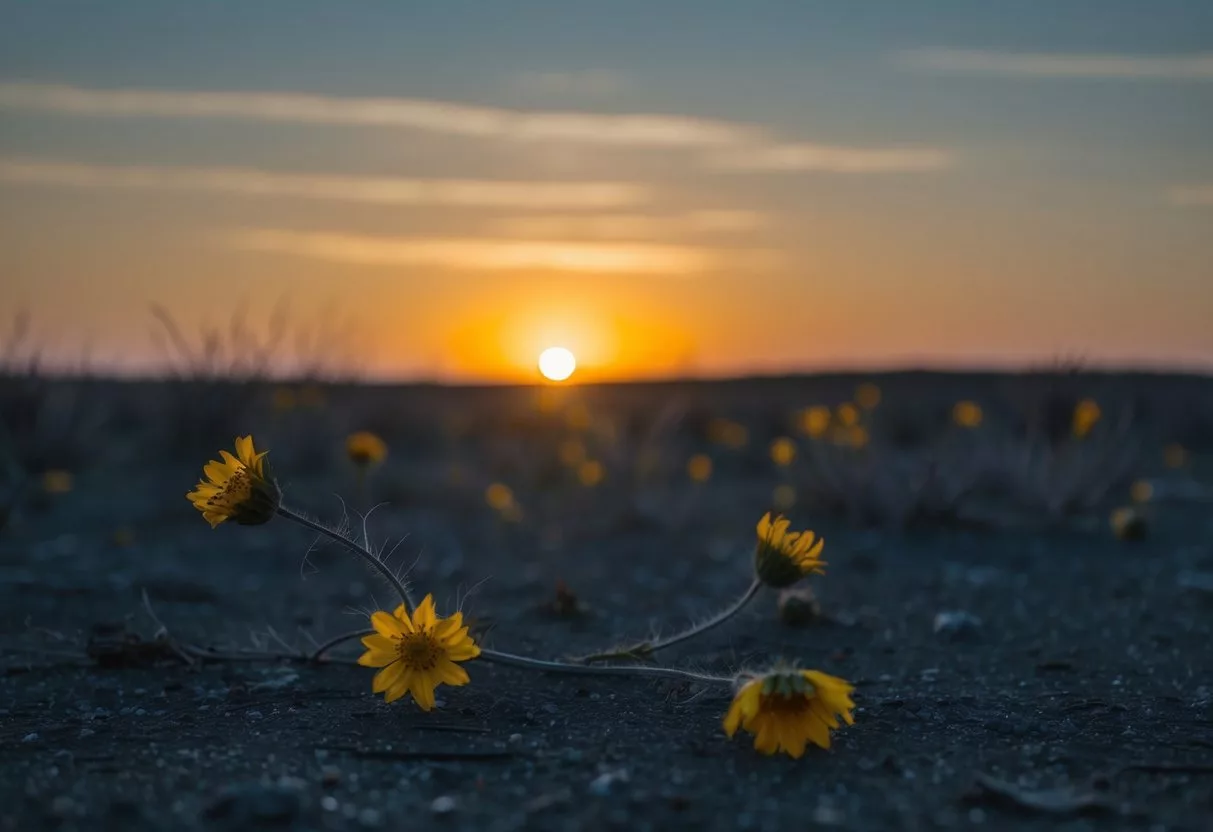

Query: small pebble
left=431, top=795, right=457, bottom=815
left=321, top=796, right=339, bottom=812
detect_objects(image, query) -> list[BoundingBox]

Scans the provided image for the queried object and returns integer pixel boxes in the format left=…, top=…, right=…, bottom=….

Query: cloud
left=1167, top=185, right=1213, bottom=206
left=0, top=81, right=751, bottom=148
left=0, top=82, right=953, bottom=175
left=224, top=229, right=728, bottom=275
left=0, top=157, right=651, bottom=209
left=489, top=210, right=765, bottom=239
left=512, top=70, right=625, bottom=97
left=900, top=49, right=1213, bottom=80
left=706, top=142, right=952, bottom=173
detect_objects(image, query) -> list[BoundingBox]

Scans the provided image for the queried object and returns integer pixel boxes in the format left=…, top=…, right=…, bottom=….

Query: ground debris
left=965, top=772, right=1113, bottom=816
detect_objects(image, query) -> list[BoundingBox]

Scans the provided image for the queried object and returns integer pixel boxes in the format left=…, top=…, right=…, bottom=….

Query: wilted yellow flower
left=836, top=403, right=860, bottom=428
left=485, top=482, right=515, bottom=512
left=346, top=431, right=388, bottom=467
left=40, top=469, right=74, bottom=495
left=687, top=453, right=713, bottom=483
left=754, top=512, right=826, bottom=588
left=952, top=400, right=983, bottom=428
left=577, top=459, right=604, bottom=487
left=1110, top=506, right=1147, bottom=541
left=1072, top=399, right=1102, bottom=438
left=358, top=594, right=481, bottom=710
left=558, top=438, right=586, bottom=467
left=1130, top=480, right=1154, bottom=504
left=187, top=436, right=280, bottom=528
left=799, top=406, right=831, bottom=438
left=723, top=668, right=855, bottom=758
left=769, top=437, right=797, bottom=467
left=772, top=484, right=796, bottom=511
left=1163, top=443, right=1188, bottom=469
left=708, top=418, right=749, bottom=449
left=855, top=383, right=881, bottom=410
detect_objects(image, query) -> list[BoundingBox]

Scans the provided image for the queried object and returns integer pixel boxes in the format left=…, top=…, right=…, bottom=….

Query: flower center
left=397, top=632, right=442, bottom=671
left=208, top=468, right=252, bottom=509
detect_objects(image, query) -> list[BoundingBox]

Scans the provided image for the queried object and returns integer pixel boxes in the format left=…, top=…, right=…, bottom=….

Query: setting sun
left=538, top=346, right=577, bottom=382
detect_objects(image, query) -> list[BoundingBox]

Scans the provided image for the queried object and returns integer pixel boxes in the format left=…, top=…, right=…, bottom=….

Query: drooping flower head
left=358, top=594, right=481, bottom=711
left=753, top=512, right=826, bottom=588
left=723, top=667, right=855, bottom=758
left=187, top=436, right=280, bottom=528
left=346, top=431, right=388, bottom=468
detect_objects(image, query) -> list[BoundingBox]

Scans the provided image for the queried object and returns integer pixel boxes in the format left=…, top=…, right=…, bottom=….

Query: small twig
left=141, top=589, right=197, bottom=667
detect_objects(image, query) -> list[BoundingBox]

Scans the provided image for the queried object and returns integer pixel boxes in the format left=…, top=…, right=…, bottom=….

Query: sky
left=1, top=1, right=1211, bottom=382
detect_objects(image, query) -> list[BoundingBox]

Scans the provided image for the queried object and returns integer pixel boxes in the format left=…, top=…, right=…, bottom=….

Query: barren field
left=2, top=372, right=1212, bottom=831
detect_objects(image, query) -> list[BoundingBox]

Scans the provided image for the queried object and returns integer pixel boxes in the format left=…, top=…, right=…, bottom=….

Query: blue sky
left=1, top=1, right=1210, bottom=378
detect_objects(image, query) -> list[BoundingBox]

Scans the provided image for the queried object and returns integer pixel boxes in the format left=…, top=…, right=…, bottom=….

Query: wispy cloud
left=224, top=229, right=734, bottom=275
left=0, top=81, right=751, bottom=148
left=1167, top=185, right=1213, bottom=206
left=901, top=49, right=1213, bottom=80
left=0, top=82, right=953, bottom=174
left=512, top=70, right=625, bottom=97
left=706, top=142, right=952, bottom=173
left=0, top=158, right=651, bottom=209
left=489, top=210, right=765, bottom=239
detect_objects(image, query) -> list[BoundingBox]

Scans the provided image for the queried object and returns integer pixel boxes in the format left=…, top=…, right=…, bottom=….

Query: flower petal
left=433, top=658, right=470, bottom=687
left=409, top=674, right=437, bottom=711
left=412, top=594, right=437, bottom=631
left=372, top=661, right=406, bottom=693
left=371, top=611, right=403, bottom=638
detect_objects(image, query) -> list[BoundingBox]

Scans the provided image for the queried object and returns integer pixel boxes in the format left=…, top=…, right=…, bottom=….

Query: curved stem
left=478, top=648, right=731, bottom=686
left=277, top=505, right=414, bottom=613
left=578, top=578, right=762, bottom=664
left=309, top=629, right=374, bottom=662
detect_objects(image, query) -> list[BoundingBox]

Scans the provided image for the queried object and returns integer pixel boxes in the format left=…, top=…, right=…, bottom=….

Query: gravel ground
left=2, top=375, right=1212, bottom=831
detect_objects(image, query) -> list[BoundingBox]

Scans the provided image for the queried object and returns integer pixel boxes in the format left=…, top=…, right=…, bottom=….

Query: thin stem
left=478, top=648, right=731, bottom=686
left=277, top=505, right=414, bottom=612
left=578, top=578, right=762, bottom=664
left=310, top=629, right=373, bottom=662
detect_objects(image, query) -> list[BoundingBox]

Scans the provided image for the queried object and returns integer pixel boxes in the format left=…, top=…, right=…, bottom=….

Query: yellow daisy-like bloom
left=186, top=436, right=280, bottom=528
left=723, top=668, right=856, bottom=758
left=346, top=431, right=388, bottom=467
left=799, top=406, right=831, bottom=438
left=1072, top=398, right=1102, bottom=438
left=358, top=594, right=481, bottom=710
left=754, top=512, right=826, bottom=588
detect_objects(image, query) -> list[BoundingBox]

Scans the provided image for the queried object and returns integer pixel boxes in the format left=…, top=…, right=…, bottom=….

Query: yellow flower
left=1163, top=443, right=1188, bottom=469
left=855, top=383, right=881, bottom=410
left=687, top=453, right=713, bottom=483
left=952, top=400, right=983, bottom=428
left=346, top=431, right=388, bottom=467
left=577, top=459, right=604, bottom=487
left=1130, top=479, right=1154, bottom=504
left=1110, top=506, right=1147, bottom=541
left=708, top=418, right=749, bottom=449
left=754, top=512, right=826, bottom=588
left=358, top=594, right=481, bottom=710
left=486, top=482, right=515, bottom=512
left=40, top=469, right=74, bottom=495
left=723, top=668, right=855, bottom=758
left=799, top=406, right=831, bottom=438
left=835, top=403, right=860, bottom=428
left=1072, top=399, right=1101, bottom=438
left=769, top=437, right=797, bottom=467
left=187, top=436, right=280, bottom=528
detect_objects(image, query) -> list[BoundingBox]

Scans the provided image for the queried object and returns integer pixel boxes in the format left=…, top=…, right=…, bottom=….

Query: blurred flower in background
left=687, top=453, right=713, bottom=482
left=855, top=382, right=881, bottom=410
left=769, top=436, right=797, bottom=467
left=798, top=406, right=831, bottom=438
left=346, top=431, right=388, bottom=468
left=1072, top=398, right=1102, bottom=438
left=952, top=400, right=983, bottom=429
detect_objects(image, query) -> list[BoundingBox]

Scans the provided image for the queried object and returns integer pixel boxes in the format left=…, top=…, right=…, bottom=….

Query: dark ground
left=2, top=372, right=1212, bottom=831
